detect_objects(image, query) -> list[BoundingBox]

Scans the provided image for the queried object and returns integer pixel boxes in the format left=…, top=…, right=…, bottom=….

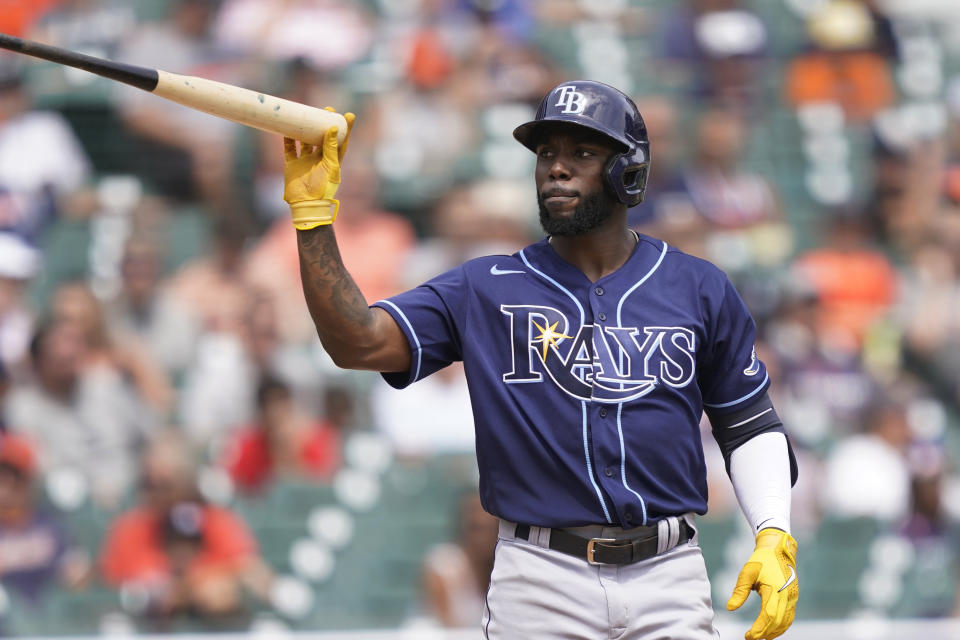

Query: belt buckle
left=586, top=537, right=618, bottom=565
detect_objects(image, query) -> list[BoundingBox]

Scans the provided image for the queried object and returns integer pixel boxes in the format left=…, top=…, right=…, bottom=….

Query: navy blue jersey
left=373, top=234, right=769, bottom=528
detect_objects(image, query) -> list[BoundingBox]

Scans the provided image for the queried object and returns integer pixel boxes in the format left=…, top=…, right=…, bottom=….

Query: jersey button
left=604, top=466, right=614, bottom=477
left=624, top=511, right=634, bottom=523
left=594, top=287, right=604, bottom=296
left=599, top=408, right=607, bottom=418
left=598, top=312, right=607, bottom=321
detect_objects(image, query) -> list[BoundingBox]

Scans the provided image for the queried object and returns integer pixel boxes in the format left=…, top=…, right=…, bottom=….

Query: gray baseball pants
left=482, top=516, right=720, bottom=639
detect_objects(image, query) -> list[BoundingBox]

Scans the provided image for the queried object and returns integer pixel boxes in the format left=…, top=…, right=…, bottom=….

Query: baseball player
left=283, top=82, right=799, bottom=639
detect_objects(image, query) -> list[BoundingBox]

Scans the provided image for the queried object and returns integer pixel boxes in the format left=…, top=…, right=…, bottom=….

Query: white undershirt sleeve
left=729, top=431, right=792, bottom=535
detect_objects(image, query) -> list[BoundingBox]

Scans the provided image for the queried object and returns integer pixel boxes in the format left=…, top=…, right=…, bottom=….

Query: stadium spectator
left=449, top=0, right=536, bottom=45
left=0, top=432, right=92, bottom=607
left=321, top=382, right=357, bottom=434
left=50, top=280, right=173, bottom=416
left=221, top=376, right=341, bottom=495
left=764, top=274, right=875, bottom=442
left=899, top=447, right=951, bottom=543
left=28, top=0, right=136, bottom=61
left=655, top=0, right=771, bottom=109
left=166, top=218, right=257, bottom=337
left=420, top=490, right=498, bottom=628
left=791, top=205, right=898, bottom=349
left=112, top=0, right=246, bottom=220
left=104, top=233, right=201, bottom=379
left=371, top=361, right=475, bottom=459
left=820, top=392, right=915, bottom=522
left=900, top=238, right=960, bottom=406
left=681, top=102, right=783, bottom=231
left=864, top=131, right=936, bottom=256
left=0, top=56, right=95, bottom=243
left=402, top=179, right=535, bottom=288
left=785, top=0, right=896, bottom=123
left=0, top=232, right=39, bottom=378
left=179, top=287, right=326, bottom=450
left=100, top=432, right=271, bottom=629
left=626, top=95, right=688, bottom=231
left=3, top=320, right=150, bottom=508
left=363, top=71, right=481, bottom=215
left=211, top=0, right=374, bottom=72
left=895, top=446, right=960, bottom=617
left=658, top=102, right=790, bottom=273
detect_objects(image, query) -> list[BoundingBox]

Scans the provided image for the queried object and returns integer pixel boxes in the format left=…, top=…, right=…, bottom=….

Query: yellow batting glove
left=283, top=108, right=356, bottom=230
left=726, top=528, right=799, bottom=640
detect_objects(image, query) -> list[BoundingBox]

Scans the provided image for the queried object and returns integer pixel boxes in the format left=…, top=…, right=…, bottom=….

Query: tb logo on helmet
left=554, top=85, right=586, bottom=114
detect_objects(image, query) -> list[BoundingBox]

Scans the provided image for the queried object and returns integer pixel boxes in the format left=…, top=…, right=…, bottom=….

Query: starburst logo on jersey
left=500, top=305, right=696, bottom=403
left=532, top=318, right=572, bottom=360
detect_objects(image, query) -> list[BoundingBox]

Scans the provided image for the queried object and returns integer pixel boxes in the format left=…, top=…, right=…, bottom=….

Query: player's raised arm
left=283, top=111, right=410, bottom=373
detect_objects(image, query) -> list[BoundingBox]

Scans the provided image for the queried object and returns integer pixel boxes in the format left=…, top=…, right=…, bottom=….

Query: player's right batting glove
left=283, top=108, right=356, bottom=230
left=726, top=528, right=798, bottom=640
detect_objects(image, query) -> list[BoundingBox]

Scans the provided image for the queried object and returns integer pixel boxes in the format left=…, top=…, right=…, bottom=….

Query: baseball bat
left=0, top=32, right=347, bottom=145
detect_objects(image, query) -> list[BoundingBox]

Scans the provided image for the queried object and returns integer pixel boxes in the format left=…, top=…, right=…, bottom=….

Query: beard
left=538, top=188, right=617, bottom=236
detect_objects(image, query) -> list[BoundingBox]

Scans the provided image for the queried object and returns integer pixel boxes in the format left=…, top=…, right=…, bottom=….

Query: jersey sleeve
left=699, top=275, right=769, bottom=412
left=371, top=265, right=466, bottom=389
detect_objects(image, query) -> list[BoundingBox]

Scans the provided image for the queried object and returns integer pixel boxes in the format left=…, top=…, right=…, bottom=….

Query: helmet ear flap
left=623, top=164, right=649, bottom=202
left=604, top=152, right=649, bottom=207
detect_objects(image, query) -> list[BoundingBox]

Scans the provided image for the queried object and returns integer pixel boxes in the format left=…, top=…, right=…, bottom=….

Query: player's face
left=534, top=124, right=620, bottom=236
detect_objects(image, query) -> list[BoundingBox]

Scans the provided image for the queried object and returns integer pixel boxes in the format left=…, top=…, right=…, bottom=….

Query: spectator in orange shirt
left=222, top=376, right=341, bottom=495
left=785, top=0, right=897, bottom=123
left=791, top=205, right=897, bottom=349
left=100, top=432, right=271, bottom=628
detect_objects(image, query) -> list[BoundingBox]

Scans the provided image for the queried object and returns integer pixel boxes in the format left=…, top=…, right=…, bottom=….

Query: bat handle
left=0, top=31, right=159, bottom=91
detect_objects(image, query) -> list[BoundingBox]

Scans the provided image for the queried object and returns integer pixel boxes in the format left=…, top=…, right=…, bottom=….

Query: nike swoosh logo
left=756, top=517, right=775, bottom=531
left=490, top=265, right=525, bottom=276
left=778, top=566, right=796, bottom=593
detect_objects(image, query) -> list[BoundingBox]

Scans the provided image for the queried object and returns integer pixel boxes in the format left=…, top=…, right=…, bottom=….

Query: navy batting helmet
left=513, top=80, right=650, bottom=207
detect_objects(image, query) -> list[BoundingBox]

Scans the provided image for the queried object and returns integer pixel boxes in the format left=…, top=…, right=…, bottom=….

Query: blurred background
left=0, top=0, right=959, bottom=637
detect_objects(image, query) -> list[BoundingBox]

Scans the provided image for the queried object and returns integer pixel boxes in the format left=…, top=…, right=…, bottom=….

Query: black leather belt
left=513, top=520, right=694, bottom=566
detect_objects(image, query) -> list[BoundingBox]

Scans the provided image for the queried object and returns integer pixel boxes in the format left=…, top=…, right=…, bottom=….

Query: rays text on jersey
left=500, top=304, right=696, bottom=403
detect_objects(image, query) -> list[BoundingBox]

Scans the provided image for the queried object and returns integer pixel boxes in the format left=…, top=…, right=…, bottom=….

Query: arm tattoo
left=297, top=226, right=373, bottom=330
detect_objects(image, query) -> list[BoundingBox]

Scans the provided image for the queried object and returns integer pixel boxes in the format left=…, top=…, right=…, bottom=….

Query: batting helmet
left=513, top=80, right=650, bottom=207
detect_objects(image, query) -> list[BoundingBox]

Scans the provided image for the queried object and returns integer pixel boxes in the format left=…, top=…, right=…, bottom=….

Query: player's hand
left=283, top=108, right=356, bottom=230
left=726, top=528, right=798, bottom=640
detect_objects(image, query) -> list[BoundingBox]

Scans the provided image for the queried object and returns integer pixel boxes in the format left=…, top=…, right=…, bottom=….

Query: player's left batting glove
left=726, top=528, right=798, bottom=640
left=283, top=107, right=356, bottom=230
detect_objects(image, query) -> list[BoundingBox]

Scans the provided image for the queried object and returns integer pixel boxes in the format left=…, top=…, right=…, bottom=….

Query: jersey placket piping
left=609, top=239, right=668, bottom=526
left=520, top=248, right=613, bottom=524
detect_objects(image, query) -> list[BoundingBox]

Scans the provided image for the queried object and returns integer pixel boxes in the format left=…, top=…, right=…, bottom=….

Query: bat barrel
left=0, top=32, right=158, bottom=91
left=154, top=70, right=348, bottom=145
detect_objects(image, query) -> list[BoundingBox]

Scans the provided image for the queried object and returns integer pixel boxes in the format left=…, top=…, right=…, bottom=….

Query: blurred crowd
left=0, top=0, right=959, bottom=634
